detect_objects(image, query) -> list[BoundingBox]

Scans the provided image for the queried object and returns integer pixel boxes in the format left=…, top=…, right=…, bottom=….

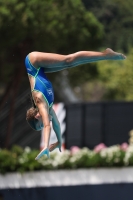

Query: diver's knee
left=65, top=54, right=75, bottom=64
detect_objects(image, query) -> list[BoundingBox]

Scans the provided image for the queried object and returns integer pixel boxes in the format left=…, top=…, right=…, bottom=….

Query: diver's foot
left=35, top=148, right=49, bottom=160
left=49, top=142, right=61, bottom=152
left=103, top=48, right=126, bottom=60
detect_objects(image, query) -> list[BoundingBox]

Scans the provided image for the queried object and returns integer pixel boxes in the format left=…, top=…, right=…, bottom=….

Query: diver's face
left=35, top=112, right=42, bottom=120
left=35, top=112, right=44, bottom=130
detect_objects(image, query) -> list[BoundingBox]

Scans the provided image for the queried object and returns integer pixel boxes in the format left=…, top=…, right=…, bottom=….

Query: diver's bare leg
left=29, top=48, right=126, bottom=72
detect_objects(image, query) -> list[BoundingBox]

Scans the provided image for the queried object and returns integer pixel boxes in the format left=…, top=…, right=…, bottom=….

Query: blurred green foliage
left=0, top=145, right=132, bottom=174
left=97, top=49, right=133, bottom=100
left=83, top=0, right=133, bottom=52
left=0, top=0, right=103, bottom=82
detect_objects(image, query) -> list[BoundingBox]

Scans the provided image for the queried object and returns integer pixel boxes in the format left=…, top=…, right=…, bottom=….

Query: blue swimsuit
left=25, top=55, right=54, bottom=107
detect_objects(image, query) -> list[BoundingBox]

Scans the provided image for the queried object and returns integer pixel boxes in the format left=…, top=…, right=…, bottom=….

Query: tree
left=82, top=0, right=133, bottom=52
left=0, top=0, right=104, bottom=86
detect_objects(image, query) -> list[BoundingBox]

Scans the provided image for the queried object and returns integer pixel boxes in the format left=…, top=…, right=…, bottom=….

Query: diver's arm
left=37, top=97, right=51, bottom=148
left=49, top=107, right=62, bottom=151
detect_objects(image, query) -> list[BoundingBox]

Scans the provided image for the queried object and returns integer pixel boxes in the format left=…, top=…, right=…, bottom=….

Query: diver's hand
left=49, top=141, right=61, bottom=152
left=35, top=148, right=49, bottom=160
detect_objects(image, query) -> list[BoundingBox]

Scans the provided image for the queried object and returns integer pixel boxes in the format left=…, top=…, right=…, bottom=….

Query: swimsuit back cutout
left=25, top=55, right=54, bottom=107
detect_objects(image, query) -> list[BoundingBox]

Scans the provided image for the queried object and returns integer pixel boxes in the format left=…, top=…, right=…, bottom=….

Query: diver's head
left=26, top=107, right=44, bottom=131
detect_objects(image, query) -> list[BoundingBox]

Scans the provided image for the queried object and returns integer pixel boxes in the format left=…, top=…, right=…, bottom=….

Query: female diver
left=25, top=48, right=126, bottom=160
